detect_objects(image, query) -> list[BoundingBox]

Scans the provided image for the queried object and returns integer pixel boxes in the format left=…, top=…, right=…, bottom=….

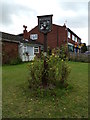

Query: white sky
left=0, top=0, right=89, bottom=45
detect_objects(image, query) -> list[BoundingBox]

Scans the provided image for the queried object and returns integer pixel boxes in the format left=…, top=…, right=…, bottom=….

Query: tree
left=81, top=43, right=87, bottom=53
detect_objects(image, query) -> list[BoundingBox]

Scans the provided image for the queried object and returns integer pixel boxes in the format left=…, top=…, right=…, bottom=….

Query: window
left=78, top=39, right=81, bottom=44
left=68, top=32, right=71, bottom=38
left=23, top=46, right=27, bottom=52
left=22, top=46, right=27, bottom=54
left=30, top=34, right=38, bottom=40
left=68, top=45, right=74, bottom=52
left=72, top=35, right=74, bottom=41
left=68, top=43, right=74, bottom=52
left=34, top=47, right=39, bottom=53
left=74, top=37, right=77, bottom=42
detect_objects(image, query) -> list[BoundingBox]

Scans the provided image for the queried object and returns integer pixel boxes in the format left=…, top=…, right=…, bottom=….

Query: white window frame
left=68, top=31, right=71, bottom=38
left=23, top=46, right=27, bottom=53
left=74, top=37, right=77, bottom=42
left=34, top=46, right=39, bottom=53
left=72, top=35, right=74, bottom=41
left=68, top=42, right=74, bottom=46
left=78, top=39, right=81, bottom=44
left=30, top=34, right=38, bottom=40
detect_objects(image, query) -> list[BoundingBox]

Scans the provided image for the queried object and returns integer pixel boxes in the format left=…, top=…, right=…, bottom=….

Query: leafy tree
left=81, top=43, right=87, bottom=53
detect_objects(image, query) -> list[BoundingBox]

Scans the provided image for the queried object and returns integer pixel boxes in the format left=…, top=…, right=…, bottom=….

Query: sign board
left=37, top=15, right=53, bottom=34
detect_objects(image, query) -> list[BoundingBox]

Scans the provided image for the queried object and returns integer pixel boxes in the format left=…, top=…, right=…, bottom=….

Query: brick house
left=1, top=22, right=82, bottom=64
left=23, top=24, right=82, bottom=53
left=1, top=31, right=43, bottom=64
left=1, top=32, right=20, bottom=64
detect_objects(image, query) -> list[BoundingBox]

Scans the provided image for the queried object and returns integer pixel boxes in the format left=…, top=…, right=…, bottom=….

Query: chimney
left=23, top=25, right=28, bottom=39
left=63, top=23, right=66, bottom=27
left=63, top=20, right=67, bottom=27
left=23, top=25, right=27, bottom=33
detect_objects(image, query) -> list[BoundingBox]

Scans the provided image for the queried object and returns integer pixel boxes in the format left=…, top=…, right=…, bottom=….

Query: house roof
left=67, top=28, right=81, bottom=40
left=18, top=24, right=81, bottom=41
left=0, top=31, right=23, bottom=43
left=18, top=33, right=23, bottom=36
left=22, top=39, right=43, bottom=45
left=0, top=31, right=43, bottom=45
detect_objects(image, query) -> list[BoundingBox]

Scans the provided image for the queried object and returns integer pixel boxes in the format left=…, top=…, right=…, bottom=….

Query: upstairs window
left=74, top=36, right=77, bottom=42
left=78, top=39, right=81, bottom=44
left=72, top=35, right=74, bottom=41
left=30, top=34, right=38, bottom=40
left=68, top=31, right=71, bottom=38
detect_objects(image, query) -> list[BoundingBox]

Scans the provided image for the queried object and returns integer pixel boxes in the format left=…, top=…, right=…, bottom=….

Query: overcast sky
left=0, top=0, right=89, bottom=45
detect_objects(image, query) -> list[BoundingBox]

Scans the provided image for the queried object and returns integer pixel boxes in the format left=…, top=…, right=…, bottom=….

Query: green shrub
left=28, top=58, right=44, bottom=90
left=58, top=45, right=68, bottom=60
left=47, top=53, right=70, bottom=86
left=28, top=49, right=71, bottom=93
left=9, top=56, right=22, bottom=65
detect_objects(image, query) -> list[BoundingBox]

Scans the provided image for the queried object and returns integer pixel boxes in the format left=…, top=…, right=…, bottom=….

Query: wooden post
left=42, top=33, right=48, bottom=87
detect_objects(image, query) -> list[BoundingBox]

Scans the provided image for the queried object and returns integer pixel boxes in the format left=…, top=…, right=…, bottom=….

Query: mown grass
left=2, top=62, right=88, bottom=118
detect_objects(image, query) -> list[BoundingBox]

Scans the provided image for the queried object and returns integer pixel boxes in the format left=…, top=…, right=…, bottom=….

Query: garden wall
left=2, top=41, right=19, bottom=64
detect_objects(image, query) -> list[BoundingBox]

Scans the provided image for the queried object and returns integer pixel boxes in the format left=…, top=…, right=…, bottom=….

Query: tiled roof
left=67, top=28, right=81, bottom=40
left=22, top=39, right=43, bottom=45
left=0, top=31, right=43, bottom=45
left=0, top=31, right=23, bottom=43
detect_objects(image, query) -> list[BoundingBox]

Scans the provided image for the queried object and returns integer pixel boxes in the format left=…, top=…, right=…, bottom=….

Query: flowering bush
left=47, top=52, right=70, bottom=87
left=28, top=49, right=70, bottom=91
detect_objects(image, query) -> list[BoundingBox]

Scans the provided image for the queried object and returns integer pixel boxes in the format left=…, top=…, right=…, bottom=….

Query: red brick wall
left=24, top=24, right=67, bottom=50
left=29, top=26, right=44, bottom=44
left=2, top=41, right=19, bottom=64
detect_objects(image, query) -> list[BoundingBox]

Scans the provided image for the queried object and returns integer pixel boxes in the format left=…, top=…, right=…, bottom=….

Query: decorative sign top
left=37, top=15, right=53, bottom=34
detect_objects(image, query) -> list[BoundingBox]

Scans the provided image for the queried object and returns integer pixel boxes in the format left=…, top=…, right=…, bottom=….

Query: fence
left=68, top=52, right=90, bottom=63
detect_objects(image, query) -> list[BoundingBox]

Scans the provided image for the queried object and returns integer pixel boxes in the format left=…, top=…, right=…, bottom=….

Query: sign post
left=37, top=15, right=53, bottom=87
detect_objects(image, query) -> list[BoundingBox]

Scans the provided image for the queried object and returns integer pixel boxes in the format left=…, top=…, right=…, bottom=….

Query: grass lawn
left=2, top=62, right=88, bottom=118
